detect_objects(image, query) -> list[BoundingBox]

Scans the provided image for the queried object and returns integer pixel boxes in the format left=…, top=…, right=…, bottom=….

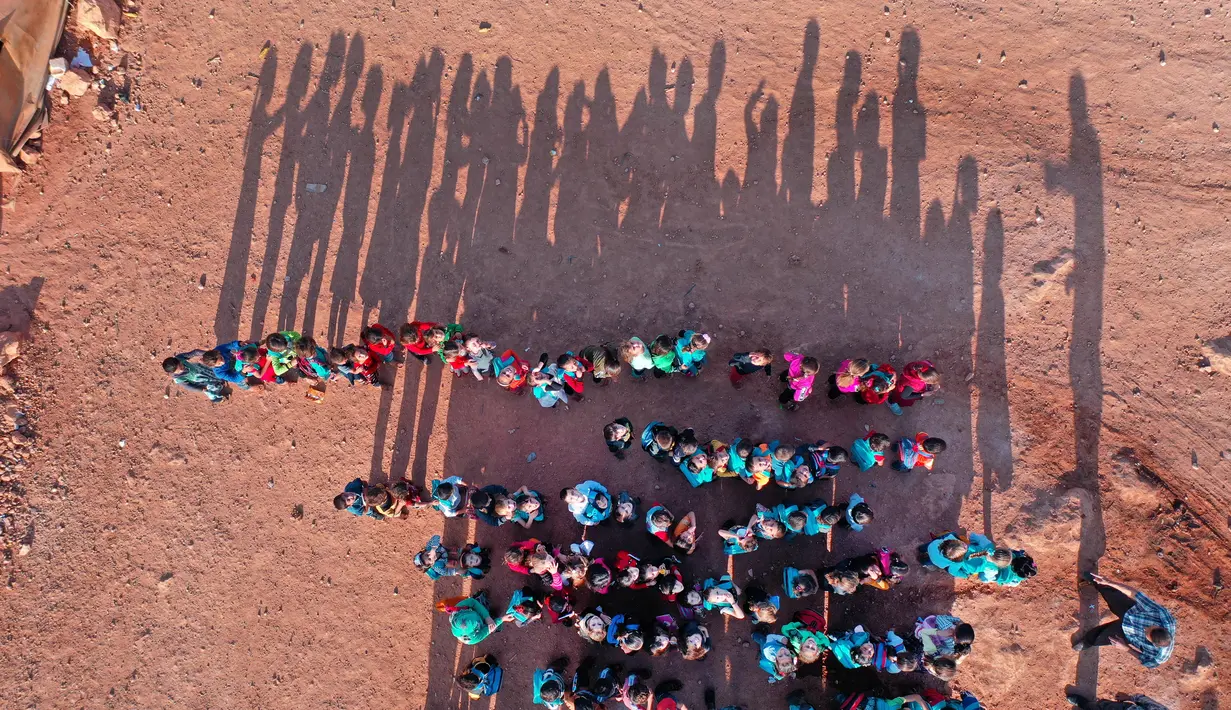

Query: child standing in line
left=162, top=353, right=229, bottom=402
left=671, top=512, right=699, bottom=556
left=234, top=344, right=268, bottom=382
left=649, top=334, right=680, bottom=377
left=675, top=330, right=713, bottom=376
left=842, top=493, right=874, bottom=532
left=512, top=486, right=545, bottom=528
left=199, top=341, right=254, bottom=390
left=554, top=352, right=592, bottom=400
left=580, top=344, right=622, bottom=385
left=344, top=345, right=381, bottom=386
left=641, top=421, right=679, bottom=462
left=293, top=336, right=332, bottom=381
left=680, top=451, right=715, bottom=488
left=889, top=360, right=941, bottom=415
left=706, top=440, right=734, bottom=478
left=741, top=582, right=781, bottom=624
left=361, top=323, right=399, bottom=364
left=828, top=358, right=871, bottom=399
left=561, top=481, right=612, bottom=526
left=332, top=477, right=381, bottom=518
left=646, top=504, right=675, bottom=543
left=779, top=352, right=820, bottom=410
left=750, top=504, right=786, bottom=541
left=851, top=432, right=892, bottom=471
left=502, top=587, right=545, bottom=627
left=462, top=334, right=498, bottom=380
left=436, top=590, right=501, bottom=645
left=856, top=363, right=898, bottom=405
left=439, top=339, right=470, bottom=376
left=493, top=349, right=531, bottom=394
left=700, top=575, right=746, bottom=619
left=784, top=567, right=821, bottom=599
left=261, top=331, right=300, bottom=382
left=530, top=354, right=569, bottom=408
left=801, top=499, right=844, bottom=536
left=802, top=441, right=848, bottom=479
left=726, top=439, right=752, bottom=480
left=670, top=428, right=700, bottom=465
left=728, top=349, right=774, bottom=388
left=614, top=492, right=641, bottom=527
left=604, top=418, right=634, bottom=459
left=718, top=518, right=759, bottom=556
left=430, top=476, right=471, bottom=518
left=895, top=433, right=947, bottom=471
left=744, top=442, right=775, bottom=490
left=456, top=655, right=503, bottom=700
left=619, top=337, right=656, bottom=380
left=753, top=625, right=799, bottom=683
left=532, top=659, right=570, bottom=709
left=398, top=321, right=456, bottom=364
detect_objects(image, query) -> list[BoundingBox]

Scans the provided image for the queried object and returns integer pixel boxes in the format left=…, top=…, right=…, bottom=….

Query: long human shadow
left=213, top=47, right=282, bottom=343
left=977, top=207, right=1013, bottom=536
left=1046, top=73, right=1107, bottom=699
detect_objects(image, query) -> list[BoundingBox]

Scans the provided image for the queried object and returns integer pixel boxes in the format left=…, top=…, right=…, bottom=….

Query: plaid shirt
left=1121, top=593, right=1176, bottom=667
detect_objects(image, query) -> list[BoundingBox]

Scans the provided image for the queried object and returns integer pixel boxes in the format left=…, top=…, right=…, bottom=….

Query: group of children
left=162, top=321, right=940, bottom=419
left=716, top=496, right=872, bottom=556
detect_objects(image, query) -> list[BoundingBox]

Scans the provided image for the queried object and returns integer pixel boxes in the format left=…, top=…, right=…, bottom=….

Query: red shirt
left=364, top=323, right=397, bottom=357
left=402, top=321, right=441, bottom=356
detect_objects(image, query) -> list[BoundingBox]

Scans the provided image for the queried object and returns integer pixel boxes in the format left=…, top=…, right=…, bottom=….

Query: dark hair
left=786, top=511, right=807, bottom=531
left=795, top=573, right=818, bottom=597
left=239, top=345, right=261, bottom=362
left=649, top=334, right=675, bottom=355
left=435, top=482, right=455, bottom=500
left=586, top=565, right=611, bottom=590
left=539, top=679, right=563, bottom=702
left=398, top=323, right=417, bottom=342
left=332, top=494, right=348, bottom=510
left=559, top=488, right=572, bottom=500
left=604, top=422, right=624, bottom=440
left=955, top=623, right=975, bottom=644
left=923, top=437, right=948, bottom=454
left=850, top=502, right=874, bottom=525
left=627, top=683, right=650, bottom=704
left=362, top=325, right=386, bottom=344
left=801, top=356, right=820, bottom=374
left=734, top=440, right=753, bottom=457
left=930, top=657, right=957, bottom=680
left=201, top=349, right=224, bottom=367
left=651, top=509, right=673, bottom=527
left=266, top=332, right=290, bottom=351
left=1013, top=553, right=1038, bottom=578
left=161, top=357, right=181, bottom=373
left=468, top=490, right=491, bottom=510
left=1148, top=628, right=1172, bottom=647
left=294, top=337, right=317, bottom=358
left=819, top=506, right=843, bottom=526
left=869, top=433, right=891, bottom=450
left=503, top=547, right=525, bottom=567
left=327, top=347, right=349, bottom=365
left=456, top=672, right=480, bottom=691
left=826, top=446, right=849, bottom=464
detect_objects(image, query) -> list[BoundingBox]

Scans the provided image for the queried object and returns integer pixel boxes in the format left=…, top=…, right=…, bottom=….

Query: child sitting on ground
left=741, top=582, right=781, bottom=624
left=560, top=481, right=612, bottom=526
left=706, top=440, right=734, bottom=478
left=462, top=334, right=498, bottom=380
left=729, top=349, right=774, bottom=388
left=784, top=566, right=821, bottom=599
left=604, top=418, right=634, bottom=459
left=646, top=504, right=675, bottom=543
left=162, top=353, right=229, bottom=402
left=680, top=451, right=715, bottom=488
left=718, top=518, right=759, bottom=556
left=895, top=432, right=947, bottom=471
left=414, top=535, right=489, bottom=580
left=743, top=442, right=775, bottom=490
left=456, top=654, right=502, bottom=700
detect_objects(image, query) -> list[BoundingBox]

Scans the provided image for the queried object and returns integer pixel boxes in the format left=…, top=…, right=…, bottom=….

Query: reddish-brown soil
left=1, top=1, right=1229, bottom=708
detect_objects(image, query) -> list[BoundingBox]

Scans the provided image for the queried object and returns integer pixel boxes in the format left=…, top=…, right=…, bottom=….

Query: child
left=843, top=493, right=874, bottom=532
left=776, top=503, right=807, bottom=538
left=462, top=334, right=498, bottom=380
left=648, top=618, right=678, bottom=658
left=235, top=344, right=268, bottom=382
left=604, top=418, right=634, bottom=459
left=503, top=587, right=545, bottom=627
left=619, top=337, right=656, bottom=380
left=436, top=591, right=501, bottom=645
left=743, top=442, right=775, bottom=490
left=781, top=612, right=831, bottom=667
left=767, top=443, right=796, bottom=483
left=532, top=660, right=569, bottom=708
left=261, top=331, right=300, bottom=382
left=530, top=355, right=569, bottom=408
left=741, top=583, right=781, bottom=624
left=430, top=477, right=470, bottom=518
left=640, top=421, right=678, bottom=462
left=827, top=358, right=871, bottom=399
left=821, top=567, right=861, bottom=596
left=675, top=330, right=712, bottom=376
left=577, top=608, right=613, bottom=644
left=977, top=549, right=1037, bottom=586
left=924, top=531, right=994, bottom=577
left=512, top=486, right=545, bottom=528
left=199, top=341, right=254, bottom=390
left=671, top=512, right=699, bottom=556
left=727, top=438, right=753, bottom=481
left=620, top=673, right=655, bottom=710
left=333, top=345, right=379, bottom=386
left=614, top=491, right=641, bottom=527
left=585, top=559, right=613, bottom=594
left=614, top=550, right=652, bottom=590
left=729, top=349, right=773, bottom=388
left=680, top=451, right=714, bottom=488
left=779, top=352, right=820, bottom=410
left=361, top=323, right=398, bottom=364
left=560, top=481, right=612, bottom=526
left=580, top=344, right=622, bottom=385
left=162, top=354, right=229, bottom=402
left=607, top=614, right=645, bottom=654
left=554, top=352, right=591, bottom=400
left=646, top=504, right=675, bottom=543
left=784, top=566, right=820, bottom=599
left=399, top=321, right=459, bottom=364
left=850, top=548, right=909, bottom=590
left=718, top=518, right=759, bottom=556
left=472, top=484, right=515, bottom=527
left=333, top=477, right=381, bottom=519
left=914, top=614, right=974, bottom=660
left=293, top=337, right=332, bottom=381
left=889, top=360, right=940, bottom=414
left=457, top=654, right=502, bottom=700
left=829, top=625, right=876, bottom=669
left=706, top=440, right=735, bottom=478
left=851, top=431, right=891, bottom=471
left=546, top=592, right=578, bottom=626
left=385, top=479, right=429, bottom=518
left=700, top=575, right=746, bottom=619
left=801, top=499, right=844, bottom=536
left=493, top=349, right=531, bottom=394
left=414, top=535, right=487, bottom=580
left=753, top=625, right=798, bottom=683
left=856, top=362, right=898, bottom=405
left=750, top=504, right=785, bottom=540
left=439, top=339, right=470, bottom=376
left=895, top=432, right=947, bottom=471
left=649, top=334, right=680, bottom=377
left=669, top=428, right=700, bottom=465
left=680, top=620, right=712, bottom=661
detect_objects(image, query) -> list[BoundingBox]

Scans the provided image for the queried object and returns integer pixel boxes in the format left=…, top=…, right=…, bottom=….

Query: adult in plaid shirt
left=1072, top=573, right=1176, bottom=667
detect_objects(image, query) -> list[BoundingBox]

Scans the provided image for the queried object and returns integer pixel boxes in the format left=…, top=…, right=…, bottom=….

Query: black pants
left=1079, top=583, right=1135, bottom=647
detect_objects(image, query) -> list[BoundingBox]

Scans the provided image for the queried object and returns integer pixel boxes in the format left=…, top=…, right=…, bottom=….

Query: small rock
left=59, top=69, right=92, bottom=97
left=1018, top=79, right=1028, bottom=89
left=305, top=183, right=327, bottom=193
left=18, top=144, right=42, bottom=166
left=526, top=452, right=537, bottom=462
left=1214, top=122, right=1220, bottom=133
left=1000, top=50, right=1006, bottom=63
left=1159, top=50, right=1166, bottom=66
left=291, top=504, right=304, bottom=520
left=92, top=106, right=113, bottom=122
left=118, top=439, right=126, bottom=448
left=76, top=0, right=121, bottom=40
left=11, top=432, right=32, bottom=447
left=478, top=21, right=493, bottom=32
left=18, top=544, right=31, bottom=556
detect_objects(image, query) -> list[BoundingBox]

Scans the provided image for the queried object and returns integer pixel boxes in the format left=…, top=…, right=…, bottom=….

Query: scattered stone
left=1018, top=79, right=1028, bottom=89
left=17, top=144, right=41, bottom=166
left=59, top=69, right=93, bottom=97
left=1000, top=50, right=1006, bottom=63
left=291, top=504, right=304, bottom=520
left=1200, top=337, right=1231, bottom=375
left=1159, top=50, right=1166, bottom=66
left=305, top=183, right=327, bottom=193
left=11, top=432, right=32, bottom=447
left=1214, top=122, right=1220, bottom=133
left=76, top=0, right=121, bottom=40
left=18, top=543, right=30, bottom=556
left=478, top=21, right=493, bottom=32
left=92, top=106, right=113, bottom=122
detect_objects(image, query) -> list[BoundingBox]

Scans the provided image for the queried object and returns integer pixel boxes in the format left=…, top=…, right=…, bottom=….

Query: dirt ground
left=1, top=0, right=1230, bottom=708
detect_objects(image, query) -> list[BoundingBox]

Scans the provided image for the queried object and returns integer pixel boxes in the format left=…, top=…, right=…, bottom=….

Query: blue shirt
left=1122, top=593, right=1176, bottom=667
left=570, top=480, right=611, bottom=525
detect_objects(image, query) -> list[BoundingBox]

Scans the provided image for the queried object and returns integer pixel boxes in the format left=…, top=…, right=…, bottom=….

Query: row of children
left=716, top=496, right=872, bottom=556
left=332, top=475, right=546, bottom=527
left=924, top=531, right=1038, bottom=586
left=164, top=321, right=941, bottom=418
left=751, top=610, right=977, bottom=684
left=618, top=416, right=948, bottom=491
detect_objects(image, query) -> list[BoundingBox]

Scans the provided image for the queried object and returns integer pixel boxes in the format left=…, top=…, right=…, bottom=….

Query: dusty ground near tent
left=0, top=1, right=1229, bottom=708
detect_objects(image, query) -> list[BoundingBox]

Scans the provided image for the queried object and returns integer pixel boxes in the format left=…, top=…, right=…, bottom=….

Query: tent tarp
left=0, top=0, right=69, bottom=165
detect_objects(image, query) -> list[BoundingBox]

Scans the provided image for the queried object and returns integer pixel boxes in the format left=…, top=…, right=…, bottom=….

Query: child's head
left=676, top=429, right=698, bottom=452
left=773, top=445, right=794, bottom=462
left=586, top=564, right=611, bottom=591
left=750, top=349, right=774, bottom=366
left=560, top=487, right=584, bottom=507
left=503, top=546, right=527, bottom=568
left=352, top=347, right=372, bottom=364
left=265, top=333, right=290, bottom=352
left=825, top=445, right=849, bottom=464
left=398, top=323, right=418, bottom=344
left=735, top=440, right=753, bottom=459
left=688, top=332, right=712, bottom=351
left=990, top=547, right=1013, bottom=568
left=819, top=505, right=844, bottom=527
left=653, top=429, right=676, bottom=451
left=294, top=337, right=317, bottom=359
left=793, top=573, right=819, bottom=598
left=848, top=358, right=871, bottom=376
left=441, top=340, right=464, bottom=360
left=918, top=364, right=941, bottom=384
left=650, top=508, right=674, bottom=529
left=461, top=550, right=484, bottom=568
left=710, top=447, right=730, bottom=469
left=649, top=335, right=675, bottom=356
left=517, top=493, right=541, bottom=515
left=758, top=518, right=784, bottom=539
left=333, top=491, right=359, bottom=510
left=617, top=566, right=640, bottom=587
left=826, top=569, right=860, bottom=595
left=797, top=635, right=823, bottom=664
left=161, top=357, right=184, bottom=374
left=327, top=347, right=349, bottom=366
left=582, top=613, right=608, bottom=639
left=619, top=338, right=645, bottom=362
left=774, top=646, right=798, bottom=677
left=365, top=485, right=391, bottom=508
left=896, top=652, right=919, bottom=672
left=423, top=326, right=448, bottom=348
left=591, top=346, right=621, bottom=378
left=657, top=576, right=684, bottom=597
left=495, top=367, right=519, bottom=387
left=604, top=421, right=630, bottom=442
left=801, top=356, right=820, bottom=375
left=850, top=502, right=874, bottom=526
left=200, top=350, right=225, bottom=367
left=955, top=623, right=976, bottom=645
left=890, top=557, right=910, bottom=579
left=467, top=490, right=492, bottom=512
left=1148, top=628, right=1172, bottom=648
left=538, top=679, right=563, bottom=703
left=462, top=335, right=486, bottom=354
left=456, top=671, right=481, bottom=692
left=789, top=469, right=812, bottom=489
left=705, top=586, right=734, bottom=605
left=493, top=494, right=515, bottom=518
left=940, top=537, right=969, bottom=561
left=527, top=550, right=555, bottom=574
left=435, top=482, right=456, bottom=503
left=556, top=353, right=581, bottom=373
left=1012, top=553, right=1038, bottom=579
left=868, top=433, right=891, bottom=451
left=686, top=452, right=708, bottom=473
left=786, top=511, right=807, bottom=533
left=923, top=437, right=948, bottom=454
left=684, top=590, right=703, bottom=608
left=854, top=641, right=875, bottom=666
left=929, top=657, right=958, bottom=681
left=626, top=682, right=651, bottom=707
left=238, top=345, right=262, bottom=364
left=620, top=628, right=645, bottom=652
left=749, top=600, right=778, bottom=624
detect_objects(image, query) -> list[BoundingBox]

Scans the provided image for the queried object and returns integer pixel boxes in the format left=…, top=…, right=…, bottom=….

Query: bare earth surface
left=1, top=0, right=1230, bottom=708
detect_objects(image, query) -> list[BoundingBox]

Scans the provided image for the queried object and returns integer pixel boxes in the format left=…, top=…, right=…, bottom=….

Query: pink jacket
left=783, top=352, right=815, bottom=401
